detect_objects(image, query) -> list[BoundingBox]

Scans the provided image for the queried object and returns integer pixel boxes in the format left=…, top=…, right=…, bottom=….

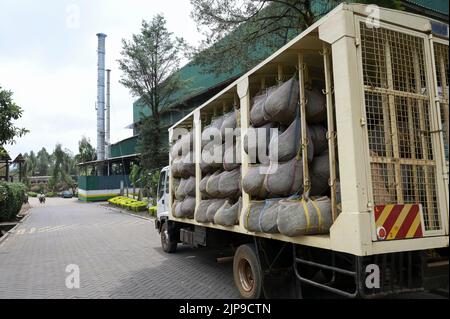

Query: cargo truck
left=155, top=3, right=449, bottom=298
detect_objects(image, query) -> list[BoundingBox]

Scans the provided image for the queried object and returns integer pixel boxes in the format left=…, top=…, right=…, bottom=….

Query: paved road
left=0, top=198, right=239, bottom=299
left=0, top=198, right=445, bottom=299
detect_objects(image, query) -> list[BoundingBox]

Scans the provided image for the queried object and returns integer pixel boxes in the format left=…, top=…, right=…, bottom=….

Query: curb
left=100, top=204, right=155, bottom=222
left=0, top=206, right=33, bottom=247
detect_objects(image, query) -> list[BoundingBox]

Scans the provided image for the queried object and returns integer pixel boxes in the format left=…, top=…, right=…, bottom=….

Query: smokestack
left=96, top=33, right=106, bottom=163
left=105, top=69, right=111, bottom=159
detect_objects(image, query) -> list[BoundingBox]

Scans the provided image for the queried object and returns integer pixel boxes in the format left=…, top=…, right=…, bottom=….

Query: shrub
left=108, top=196, right=148, bottom=212
left=45, top=192, right=56, bottom=197
left=0, top=182, right=26, bottom=222
left=148, top=206, right=157, bottom=216
left=28, top=191, right=38, bottom=197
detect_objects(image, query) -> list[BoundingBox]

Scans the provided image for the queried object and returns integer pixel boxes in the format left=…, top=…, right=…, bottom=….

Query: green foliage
left=190, top=0, right=404, bottom=75
left=0, top=182, right=26, bottom=222
left=45, top=192, right=56, bottom=198
left=119, top=14, right=186, bottom=171
left=74, top=136, right=96, bottom=175
left=0, top=86, right=29, bottom=146
left=27, top=191, right=38, bottom=197
left=108, top=196, right=148, bottom=212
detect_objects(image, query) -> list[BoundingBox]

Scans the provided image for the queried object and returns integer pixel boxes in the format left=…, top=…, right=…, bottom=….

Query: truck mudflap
left=293, top=247, right=429, bottom=298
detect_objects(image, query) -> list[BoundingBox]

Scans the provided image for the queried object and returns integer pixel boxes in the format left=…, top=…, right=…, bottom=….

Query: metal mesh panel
left=433, top=42, right=449, bottom=161
left=360, top=23, right=441, bottom=231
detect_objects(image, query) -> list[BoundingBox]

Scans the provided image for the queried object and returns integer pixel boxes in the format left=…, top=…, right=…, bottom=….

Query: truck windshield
left=157, top=171, right=166, bottom=200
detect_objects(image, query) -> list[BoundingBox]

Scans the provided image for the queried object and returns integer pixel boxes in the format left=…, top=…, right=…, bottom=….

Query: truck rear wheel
left=161, top=221, right=177, bottom=253
left=233, top=244, right=263, bottom=299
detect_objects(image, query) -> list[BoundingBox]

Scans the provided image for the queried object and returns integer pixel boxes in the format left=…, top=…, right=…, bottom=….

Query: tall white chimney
left=105, top=69, right=111, bottom=159
left=96, top=33, right=106, bottom=162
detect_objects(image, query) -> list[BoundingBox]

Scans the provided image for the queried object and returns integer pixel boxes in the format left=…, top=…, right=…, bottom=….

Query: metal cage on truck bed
left=167, top=3, right=449, bottom=257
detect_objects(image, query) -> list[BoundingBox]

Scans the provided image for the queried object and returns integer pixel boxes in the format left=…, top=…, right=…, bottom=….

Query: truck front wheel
left=233, top=244, right=263, bottom=299
left=161, top=221, right=177, bottom=253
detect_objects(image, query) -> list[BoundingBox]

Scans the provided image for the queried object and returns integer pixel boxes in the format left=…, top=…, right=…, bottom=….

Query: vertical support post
left=413, top=50, right=434, bottom=228
left=385, top=41, right=404, bottom=203
left=238, top=78, right=250, bottom=229
left=323, top=43, right=337, bottom=221
left=277, top=64, right=283, bottom=84
left=194, top=112, right=202, bottom=210
left=298, top=53, right=310, bottom=198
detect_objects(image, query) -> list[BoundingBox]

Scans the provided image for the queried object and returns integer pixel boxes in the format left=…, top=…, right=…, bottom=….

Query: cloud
left=0, top=0, right=202, bottom=159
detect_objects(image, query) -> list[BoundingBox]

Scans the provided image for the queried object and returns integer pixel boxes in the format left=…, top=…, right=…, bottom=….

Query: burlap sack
left=178, top=151, right=196, bottom=177
left=201, top=141, right=224, bottom=173
left=309, top=125, right=328, bottom=156
left=200, top=174, right=211, bottom=198
left=206, top=199, right=227, bottom=222
left=218, top=168, right=241, bottom=198
left=244, top=199, right=282, bottom=233
left=206, top=170, right=222, bottom=198
left=183, top=176, right=196, bottom=197
left=263, top=78, right=299, bottom=125
left=171, top=157, right=183, bottom=178
left=202, top=116, right=224, bottom=147
left=175, top=178, right=187, bottom=200
left=244, top=123, right=277, bottom=164
left=214, top=197, right=242, bottom=226
left=370, top=151, right=395, bottom=204
left=172, top=178, right=180, bottom=194
left=250, top=87, right=277, bottom=127
left=172, top=200, right=180, bottom=217
left=264, top=158, right=303, bottom=197
left=223, top=138, right=241, bottom=171
left=171, top=131, right=194, bottom=158
left=305, top=88, right=327, bottom=124
left=268, top=117, right=315, bottom=163
left=220, top=110, right=238, bottom=140
left=277, top=197, right=332, bottom=236
left=195, top=199, right=212, bottom=223
left=242, top=165, right=269, bottom=198
left=310, top=151, right=330, bottom=196
left=180, top=196, right=196, bottom=219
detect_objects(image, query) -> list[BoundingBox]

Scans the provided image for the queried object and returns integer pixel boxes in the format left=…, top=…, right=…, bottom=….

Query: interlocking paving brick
left=0, top=198, right=239, bottom=299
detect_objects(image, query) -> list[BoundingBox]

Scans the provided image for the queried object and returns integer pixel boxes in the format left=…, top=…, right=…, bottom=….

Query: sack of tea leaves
left=305, top=88, right=327, bottom=124
left=218, top=168, right=241, bottom=198
left=310, top=151, right=330, bottom=196
left=202, top=116, right=224, bottom=147
left=172, top=178, right=180, bottom=193
left=309, top=125, right=328, bottom=156
left=244, top=199, right=282, bottom=233
left=175, top=178, right=187, bottom=200
left=243, top=201, right=265, bottom=232
left=220, top=110, right=238, bottom=140
left=195, top=199, right=212, bottom=223
left=223, top=139, right=241, bottom=171
left=180, top=196, right=196, bottom=218
left=277, top=196, right=332, bottom=236
left=264, top=157, right=303, bottom=197
left=268, top=117, right=314, bottom=163
left=183, top=176, right=196, bottom=197
left=200, top=174, right=211, bottom=198
left=172, top=200, right=180, bottom=217
left=206, top=170, right=222, bottom=198
left=206, top=199, right=227, bottom=222
left=201, top=141, right=224, bottom=173
left=244, top=123, right=277, bottom=164
left=214, top=197, right=242, bottom=226
left=250, top=87, right=277, bottom=127
left=263, top=78, right=299, bottom=125
left=171, top=157, right=182, bottom=178
left=178, top=151, right=196, bottom=177
left=242, top=164, right=269, bottom=198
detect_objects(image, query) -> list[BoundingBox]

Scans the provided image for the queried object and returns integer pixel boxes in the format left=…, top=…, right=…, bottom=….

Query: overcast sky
left=1, top=0, right=202, bottom=158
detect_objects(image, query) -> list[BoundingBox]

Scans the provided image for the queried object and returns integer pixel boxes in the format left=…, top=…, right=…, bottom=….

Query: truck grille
left=360, top=23, right=442, bottom=232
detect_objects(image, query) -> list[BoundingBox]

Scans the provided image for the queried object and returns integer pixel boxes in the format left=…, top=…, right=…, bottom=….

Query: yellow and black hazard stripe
left=374, top=204, right=423, bottom=241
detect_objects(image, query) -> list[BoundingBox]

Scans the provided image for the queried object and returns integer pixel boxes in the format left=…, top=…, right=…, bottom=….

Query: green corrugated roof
left=405, top=0, right=449, bottom=14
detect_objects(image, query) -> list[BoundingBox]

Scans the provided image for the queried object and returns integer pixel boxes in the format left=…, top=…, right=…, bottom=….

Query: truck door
left=157, top=168, right=169, bottom=217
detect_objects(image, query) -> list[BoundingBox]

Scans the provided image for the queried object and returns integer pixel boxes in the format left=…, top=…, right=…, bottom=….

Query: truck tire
left=233, top=244, right=263, bottom=299
left=161, top=221, right=177, bottom=253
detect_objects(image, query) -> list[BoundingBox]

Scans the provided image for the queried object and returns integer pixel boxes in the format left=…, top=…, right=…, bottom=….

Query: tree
left=36, top=147, right=51, bottom=176
left=118, top=14, right=188, bottom=171
left=0, top=86, right=28, bottom=152
left=48, top=144, right=75, bottom=192
left=74, top=136, right=96, bottom=175
left=190, top=0, right=403, bottom=75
